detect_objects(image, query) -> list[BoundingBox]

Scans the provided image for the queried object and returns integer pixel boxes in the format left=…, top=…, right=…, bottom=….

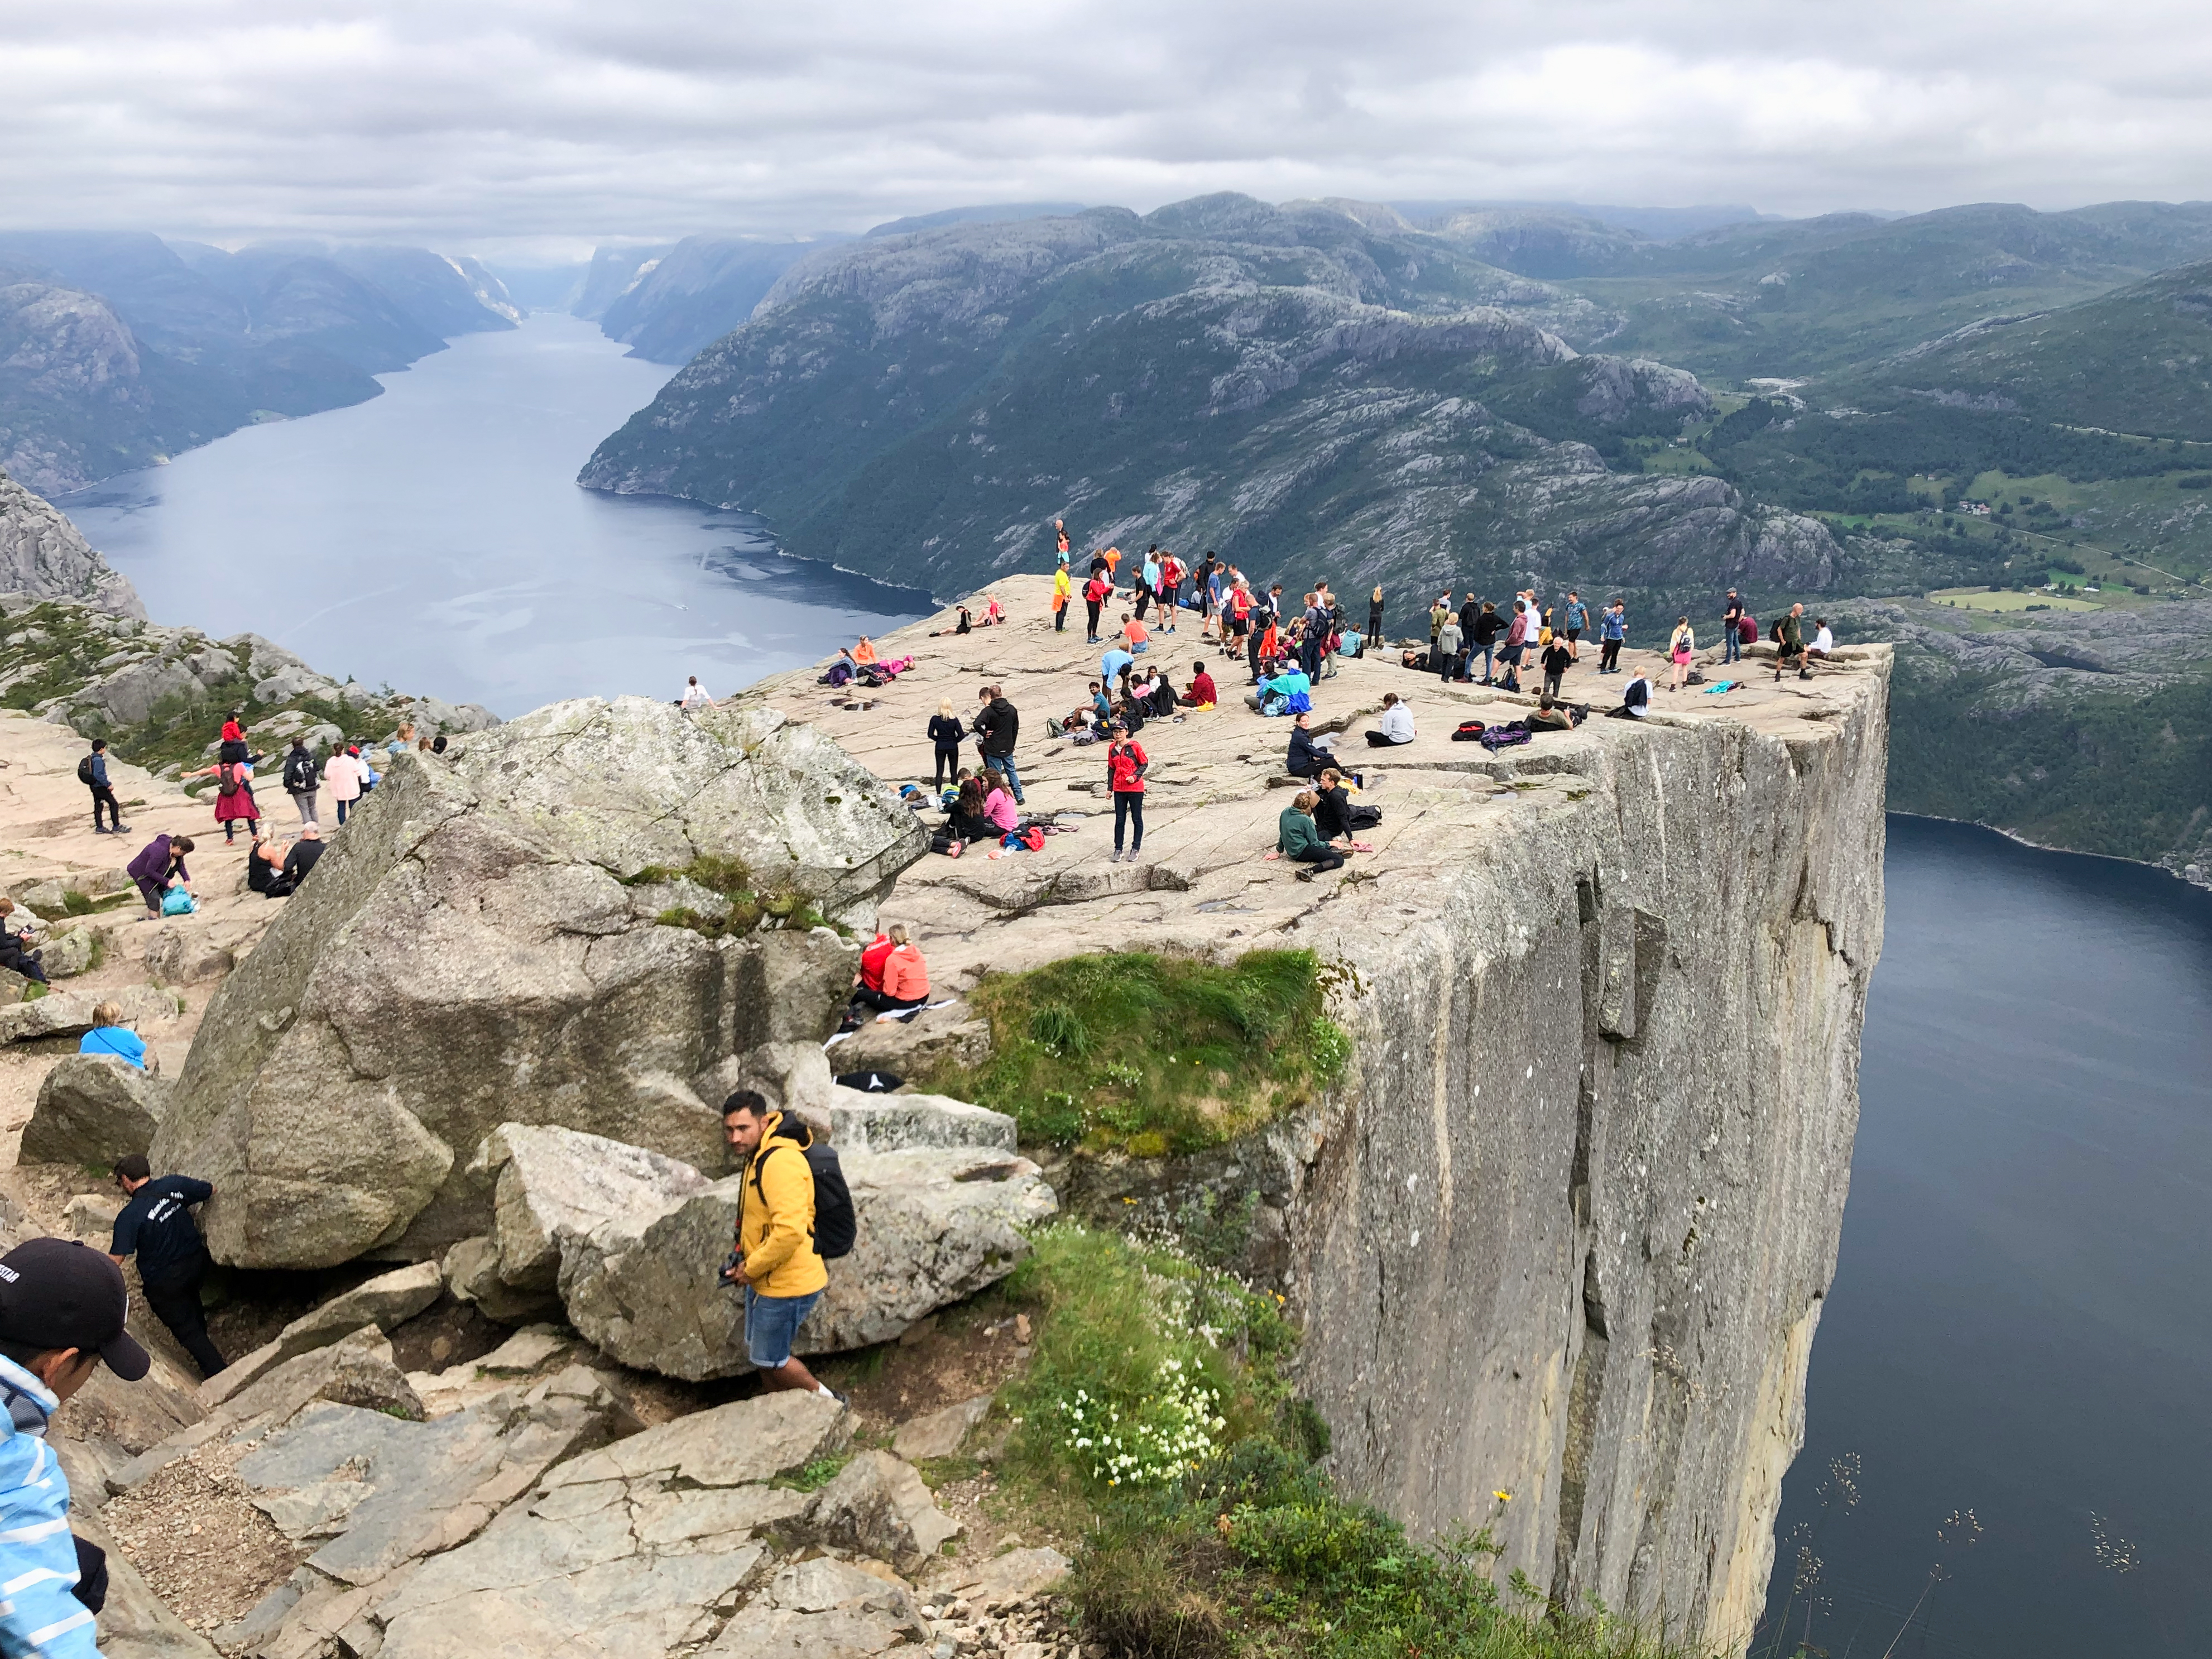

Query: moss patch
left=917, top=950, right=1346, bottom=1157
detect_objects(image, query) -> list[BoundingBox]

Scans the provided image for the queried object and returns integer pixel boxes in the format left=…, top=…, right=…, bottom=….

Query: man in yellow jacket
left=1051, top=564, right=1072, bottom=634
left=722, top=1092, right=844, bottom=1402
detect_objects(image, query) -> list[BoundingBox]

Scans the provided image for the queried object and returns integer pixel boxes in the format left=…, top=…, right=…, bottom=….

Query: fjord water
left=1763, top=816, right=2212, bottom=1658
left=59, top=312, right=929, bottom=716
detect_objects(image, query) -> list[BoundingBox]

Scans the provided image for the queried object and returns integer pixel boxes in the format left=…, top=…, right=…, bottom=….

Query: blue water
left=56, top=312, right=929, bottom=717
left=1762, top=816, right=2212, bottom=1658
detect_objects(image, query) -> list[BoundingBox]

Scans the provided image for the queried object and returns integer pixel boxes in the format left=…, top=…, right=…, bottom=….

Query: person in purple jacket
left=125, top=833, right=194, bottom=920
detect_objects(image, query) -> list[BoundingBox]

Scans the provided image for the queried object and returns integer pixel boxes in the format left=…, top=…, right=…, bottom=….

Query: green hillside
left=1507, top=202, right=2212, bottom=383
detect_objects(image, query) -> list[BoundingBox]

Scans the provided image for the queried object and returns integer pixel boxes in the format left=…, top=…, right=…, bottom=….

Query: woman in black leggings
left=927, top=699, right=965, bottom=790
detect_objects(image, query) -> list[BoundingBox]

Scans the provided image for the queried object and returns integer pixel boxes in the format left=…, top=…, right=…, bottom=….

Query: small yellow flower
left=1494, top=1490, right=1513, bottom=1503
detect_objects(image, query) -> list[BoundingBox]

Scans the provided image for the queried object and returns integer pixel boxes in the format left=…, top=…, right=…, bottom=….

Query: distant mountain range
left=0, top=233, right=519, bottom=495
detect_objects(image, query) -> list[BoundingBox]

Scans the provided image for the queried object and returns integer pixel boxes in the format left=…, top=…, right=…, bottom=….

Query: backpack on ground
left=161, top=887, right=197, bottom=917
left=76, top=754, right=97, bottom=785
left=1450, top=720, right=1486, bottom=742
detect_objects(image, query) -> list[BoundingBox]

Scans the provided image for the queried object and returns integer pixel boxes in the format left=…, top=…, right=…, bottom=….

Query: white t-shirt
left=681, top=680, right=712, bottom=708
left=1812, top=626, right=1834, bottom=653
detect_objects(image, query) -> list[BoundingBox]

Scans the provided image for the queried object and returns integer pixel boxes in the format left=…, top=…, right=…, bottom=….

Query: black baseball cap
left=0, top=1238, right=150, bottom=1381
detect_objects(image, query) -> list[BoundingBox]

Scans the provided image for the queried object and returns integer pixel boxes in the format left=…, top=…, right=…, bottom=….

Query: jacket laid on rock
left=0, top=1355, right=96, bottom=1657
left=741, top=1112, right=828, bottom=1298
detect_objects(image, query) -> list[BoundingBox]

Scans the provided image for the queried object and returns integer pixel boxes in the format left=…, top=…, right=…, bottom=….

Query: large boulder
left=150, top=697, right=924, bottom=1269
left=20, top=1052, right=169, bottom=1165
left=554, top=1132, right=1057, bottom=1380
left=0, top=984, right=176, bottom=1046
left=201, top=1262, right=445, bottom=1407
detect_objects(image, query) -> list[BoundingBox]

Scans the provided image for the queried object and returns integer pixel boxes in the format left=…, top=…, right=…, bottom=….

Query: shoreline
left=1887, top=809, right=2212, bottom=890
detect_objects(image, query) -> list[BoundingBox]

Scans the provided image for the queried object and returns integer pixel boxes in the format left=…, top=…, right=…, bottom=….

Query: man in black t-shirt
left=1722, top=589, right=1745, bottom=665
left=1541, top=637, right=1574, bottom=700
left=108, top=1154, right=226, bottom=1378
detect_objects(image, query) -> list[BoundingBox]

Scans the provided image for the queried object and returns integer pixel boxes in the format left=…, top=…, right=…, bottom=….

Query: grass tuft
left=920, top=950, right=1347, bottom=1157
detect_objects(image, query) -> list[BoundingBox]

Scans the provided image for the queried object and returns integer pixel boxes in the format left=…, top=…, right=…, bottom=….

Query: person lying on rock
left=721, top=1091, right=848, bottom=1407
left=109, top=1154, right=227, bottom=1380
left=1265, top=790, right=1346, bottom=880
left=1527, top=694, right=1576, bottom=732
left=0, top=1236, right=153, bottom=1657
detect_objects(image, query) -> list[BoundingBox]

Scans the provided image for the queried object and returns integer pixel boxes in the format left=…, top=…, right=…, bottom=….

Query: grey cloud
left=3, top=0, right=2210, bottom=252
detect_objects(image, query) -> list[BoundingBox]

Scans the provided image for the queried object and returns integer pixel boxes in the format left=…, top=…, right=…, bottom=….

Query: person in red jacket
left=1083, top=574, right=1110, bottom=644
left=857, top=931, right=896, bottom=995
left=1185, top=660, right=1218, bottom=708
left=853, top=925, right=929, bottom=1014
left=1106, top=721, right=1148, bottom=862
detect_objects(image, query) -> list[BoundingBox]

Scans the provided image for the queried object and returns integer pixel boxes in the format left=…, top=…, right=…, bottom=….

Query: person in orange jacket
left=852, top=924, right=928, bottom=1014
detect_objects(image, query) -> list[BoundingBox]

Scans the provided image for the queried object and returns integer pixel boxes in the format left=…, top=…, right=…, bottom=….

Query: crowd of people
left=891, top=536, right=1844, bottom=885
left=70, top=712, right=458, bottom=930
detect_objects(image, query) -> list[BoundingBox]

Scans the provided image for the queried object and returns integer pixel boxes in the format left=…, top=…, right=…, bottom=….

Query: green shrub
left=922, top=950, right=1344, bottom=1155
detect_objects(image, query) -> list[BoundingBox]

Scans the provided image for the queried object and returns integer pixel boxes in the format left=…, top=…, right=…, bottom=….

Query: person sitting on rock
left=1185, top=661, right=1218, bottom=709
left=247, top=835, right=287, bottom=896
left=981, top=771, right=1019, bottom=836
left=1365, top=692, right=1416, bottom=747
left=1246, top=665, right=1312, bottom=717
left=722, top=1092, right=847, bottom=1406
left=1311, top=769, right=1374, bottom=854
left=109, top=1154, right=227, bottom=1379
left=852, top=924, right=929, bottom=1015
left=946, top=777, right=994, bottom=844
left=80, top=1001, right=149, bottom=1070
left=1607, top=672, right=1653, bottom=720
left=0, top=1235, right=153, bottom=1659
left=272, top=828, right=324, bottom=895
left=1286, top=712, right=1332, bottom=779
left=1265, top=791, right=1345, bottom=880
left=852, top=637, right=878, bottom=667
left=0, top=900, right=47, bottom=986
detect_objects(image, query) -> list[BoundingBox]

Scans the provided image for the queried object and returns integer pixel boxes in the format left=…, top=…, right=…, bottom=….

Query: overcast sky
left=8, top=0, right=2211, bottom=256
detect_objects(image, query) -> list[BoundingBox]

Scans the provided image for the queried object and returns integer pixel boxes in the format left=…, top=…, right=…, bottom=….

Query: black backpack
left=284, top=751, right=318, bottom=793
left=76, top=754, right=97, bottom=785
left=752, top=1130, right=857, bottom=1260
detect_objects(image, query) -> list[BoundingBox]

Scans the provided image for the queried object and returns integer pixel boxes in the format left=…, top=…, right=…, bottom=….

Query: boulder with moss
left=150, top=696, right=925, bottom=1271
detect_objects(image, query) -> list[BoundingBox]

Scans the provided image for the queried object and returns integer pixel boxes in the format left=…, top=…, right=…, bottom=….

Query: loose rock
left=20, top=1051, right=169, bottom=1164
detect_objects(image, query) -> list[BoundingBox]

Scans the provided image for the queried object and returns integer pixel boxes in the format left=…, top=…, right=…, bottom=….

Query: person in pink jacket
left=323, top=741, right=366, bottom=826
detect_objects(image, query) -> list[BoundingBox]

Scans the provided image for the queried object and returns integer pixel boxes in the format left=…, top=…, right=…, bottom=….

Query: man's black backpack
left=752, top=1129, right=857, bottom=1260
left=284, top=750, right=319, bottom=793
left=75, top=754, right=97, bottom=785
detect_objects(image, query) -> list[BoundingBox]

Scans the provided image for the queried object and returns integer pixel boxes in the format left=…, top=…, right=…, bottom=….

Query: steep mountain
left=580, top=195, right=1846, bottom=604
left=594, top=235, right=840, bottom=364
left=0, top=464, right=143, bottom=615
left=0, top=233, right=517, bottom=493
left=570, top=246, right=673, bottom=322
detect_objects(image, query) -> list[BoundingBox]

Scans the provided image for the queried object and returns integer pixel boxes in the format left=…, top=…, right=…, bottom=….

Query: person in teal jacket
left=1267, top=791, right=1345, bottom=879
left=0, top=1237, right=151, bottom=1658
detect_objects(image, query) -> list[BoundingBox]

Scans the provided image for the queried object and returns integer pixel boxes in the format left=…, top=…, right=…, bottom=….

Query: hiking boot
left=1798, top=669, right=1813, bottom=680
left=1295, top=867, right=1318, bottom=882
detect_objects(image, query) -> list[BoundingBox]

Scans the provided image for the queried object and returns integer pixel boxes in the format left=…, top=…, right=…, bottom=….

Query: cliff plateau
left=735, top=574, right=1888, bottom=1648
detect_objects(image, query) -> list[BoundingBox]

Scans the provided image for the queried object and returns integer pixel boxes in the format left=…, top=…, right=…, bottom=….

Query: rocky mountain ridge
left=580, top=193, right=1841, bottom=605
left=0, top=232, right=519, bottom=495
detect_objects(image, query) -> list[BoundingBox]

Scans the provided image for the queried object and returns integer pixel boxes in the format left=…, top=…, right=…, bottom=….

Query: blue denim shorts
left=743, top=1285, right=824, bottom=1369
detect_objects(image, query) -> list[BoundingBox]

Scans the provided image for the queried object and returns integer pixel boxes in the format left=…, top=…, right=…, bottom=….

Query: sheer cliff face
left=0, top=465, right=145, bottom=617
left=1295, top=660, right=1887, bottom=1649
left=732, top=582, right=1888, bottom=1652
